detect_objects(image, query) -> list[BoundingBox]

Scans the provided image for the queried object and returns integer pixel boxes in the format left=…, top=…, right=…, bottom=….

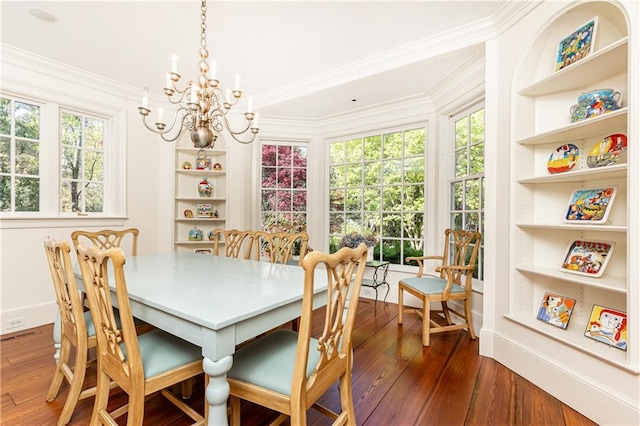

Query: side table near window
left=363, top=260, right=390, bottom=311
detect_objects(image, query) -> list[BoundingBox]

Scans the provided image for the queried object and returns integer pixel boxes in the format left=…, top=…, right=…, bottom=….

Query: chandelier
left=138, top=0, right=258, bottom=148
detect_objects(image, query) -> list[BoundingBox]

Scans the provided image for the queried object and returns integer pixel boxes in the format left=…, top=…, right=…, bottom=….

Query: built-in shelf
left=516, top=266, right=627, bottom=294
left=176, top=147, right=226, bottom=155
left=175, top=169, right=226, bottom=176
left=504, top=314, right=637, bottom=374
left=519, top=38, right=628, bottom=97
left=517, top=163, right=627, bottom=183
left=516, top=223, right=627, bottom=232
left=176, top=197, right=225, bottom=202
left=174, top=142, right=227, bottom=251
left=516, top=108, right=627, bottom=146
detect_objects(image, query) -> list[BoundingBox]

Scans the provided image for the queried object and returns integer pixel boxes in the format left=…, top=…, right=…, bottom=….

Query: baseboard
left=492, top=332, right=640, bottom=426
left=0, top=301, right=57, bottom=335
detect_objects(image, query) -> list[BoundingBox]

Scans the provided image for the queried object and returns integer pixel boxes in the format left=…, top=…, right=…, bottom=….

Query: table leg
left=203, top=356, right=233, bottom=426
left=53, top=310, right=61, bottom=364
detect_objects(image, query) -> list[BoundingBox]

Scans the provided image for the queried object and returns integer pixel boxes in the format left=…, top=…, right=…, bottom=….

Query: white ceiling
left=1, top=1, right=510, bottom=120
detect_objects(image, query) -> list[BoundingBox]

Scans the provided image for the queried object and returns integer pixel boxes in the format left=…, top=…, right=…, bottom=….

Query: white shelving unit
left=508, top=2, right=635, bottom=373
left=173, top=145, right=227, bottom=251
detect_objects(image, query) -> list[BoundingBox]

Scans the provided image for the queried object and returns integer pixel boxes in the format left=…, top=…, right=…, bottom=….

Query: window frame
left=448, top=103, right=485, bottom=291
left=258, top=139, right=309, bottom=234
left=327, top=124, right=427, bottom=270
left=0, top=90, right=127, bottom=228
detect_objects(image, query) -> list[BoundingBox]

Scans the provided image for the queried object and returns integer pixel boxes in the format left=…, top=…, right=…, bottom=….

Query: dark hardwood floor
left=1, top=298, right=597, bottom=425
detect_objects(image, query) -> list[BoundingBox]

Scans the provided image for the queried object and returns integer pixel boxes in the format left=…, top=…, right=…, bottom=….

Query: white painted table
left=70, top=252, right=327, bottom=426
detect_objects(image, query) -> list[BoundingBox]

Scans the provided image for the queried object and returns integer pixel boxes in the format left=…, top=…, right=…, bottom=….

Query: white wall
left=0, top=46, right=170, bottom=334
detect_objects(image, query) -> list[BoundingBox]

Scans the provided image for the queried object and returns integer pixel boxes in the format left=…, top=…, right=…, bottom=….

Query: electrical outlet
left=6, top=317, right=25, bottom=329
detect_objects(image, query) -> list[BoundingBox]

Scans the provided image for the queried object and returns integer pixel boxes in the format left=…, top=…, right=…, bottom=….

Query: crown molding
left=255, top=16, right=497, bottom=111
left=1, top=43, right=144, bottom=104
left=255, top=1, right=534, bottom=116
left=492, top=0, right=544, bottom=36
left=430, top=59, right=486, bottom=115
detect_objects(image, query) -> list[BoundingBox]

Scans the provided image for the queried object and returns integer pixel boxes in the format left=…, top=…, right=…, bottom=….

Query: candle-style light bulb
left=190, top=85, right=197, bottom=102
left=165, top=73, right=172, bottom=89
left=171, top=54, right=178, bottom=73
left=247, top=96, right=254, bottom=113
left=234, top=74, right=240, bottom=91
left=142, top=87, right=149, bottom=108
left=253, top=113, right=259, bottom=129
left=158, top=107, right=164, bottom=123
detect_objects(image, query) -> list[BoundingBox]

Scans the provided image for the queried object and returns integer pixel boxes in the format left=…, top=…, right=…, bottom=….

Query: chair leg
left=91, top=369, right=111, bottom=425
left=229, top=396, right=241, bottom=426
left=422, top=297, right=431, bottom=347
left=397, top=287, right=404, bottom=325
left=338, top=371, right=356, bottom=425
left=441, top=301, right=453, bottom=325
left=181, top=378, right=193, bottom=399
left=46, top=337, right=70, bottom=401
left=464, top=298, right=477, bottom=339
left=57, top=347, right=88, bottom=425
left=127, top=388, right=145, bottom=425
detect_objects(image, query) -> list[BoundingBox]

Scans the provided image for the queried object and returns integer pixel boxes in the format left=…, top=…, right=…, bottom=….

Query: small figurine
left=189, top=227, right=203, bottom=241
left=198, top=177, right=213, bottom=197
left=196, top=149, right=212, bottom=170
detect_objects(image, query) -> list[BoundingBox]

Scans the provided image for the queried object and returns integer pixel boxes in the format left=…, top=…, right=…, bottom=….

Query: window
left=450, top=107, right=485, bottom=280
left=0, top=96, right=41, bottom=212
left=60, top=110, right=105, bottom=213
left=0, top=93, right=116, bottom=219
left=259, top=141, right=308, bottom=232
left=329, top=127, right=425, bottom=265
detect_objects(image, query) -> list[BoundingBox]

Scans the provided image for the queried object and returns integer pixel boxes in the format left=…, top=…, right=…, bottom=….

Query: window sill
left=0, top=216, right=129, bottom=229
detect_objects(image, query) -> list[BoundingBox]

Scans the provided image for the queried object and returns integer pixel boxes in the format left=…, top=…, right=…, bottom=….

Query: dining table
left=65, top=251, right=327, bottom=426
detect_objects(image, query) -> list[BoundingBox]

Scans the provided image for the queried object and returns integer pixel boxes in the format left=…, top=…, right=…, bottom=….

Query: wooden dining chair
left=44, top=237, right=117, bottom=425
left=211, top=228, right=253, bottom=259
left=76, top=244, right=205, bottom=426
left=398, top=228, right=482, bottom=346
left=249, top=231, right=309, bottom=266
left=71, top=228, right=140, bottom=257
left=227, top=243, right=368, bottom=426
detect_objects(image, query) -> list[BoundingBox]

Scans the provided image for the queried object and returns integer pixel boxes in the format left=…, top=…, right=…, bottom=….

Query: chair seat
left=400, top=276, right=465, bottom=295
left=84, top=309, right=145, bottom=338
left=228, top=330, right=320, bottom=396
left=121, top=330, right=202, bottom=379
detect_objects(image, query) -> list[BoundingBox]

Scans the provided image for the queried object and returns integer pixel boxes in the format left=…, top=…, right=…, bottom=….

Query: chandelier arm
left=220, top=114, right=258, bottom=144
left=140, top=114, right=187, bottom=143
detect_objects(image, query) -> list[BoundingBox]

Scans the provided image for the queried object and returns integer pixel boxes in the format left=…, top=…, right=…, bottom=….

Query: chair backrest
left=44, top=237, right=87, bottom=346
left=211, top=229, right=253, bottom=259
left=440, top=228, right=482, bottom=288
left=71, top=228, right=140, bottom=257
left=294, top=243, right=367, bottom=401
left=250, top=231, right=309, bottom=266
left=76, top=244, right=143, bottom=395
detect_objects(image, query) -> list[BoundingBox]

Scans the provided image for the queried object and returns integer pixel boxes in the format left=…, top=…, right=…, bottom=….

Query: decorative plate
left=183, top=209, right=194, bottom=218
left=565, top=186, right=617, bottom=224
left=587, top=133, right=627, bottom=168
left=182, top=161, right=192, bottom=170
left=560, top=239, right=614, bottom=278
left=547, top=144, right=579, bottom=174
